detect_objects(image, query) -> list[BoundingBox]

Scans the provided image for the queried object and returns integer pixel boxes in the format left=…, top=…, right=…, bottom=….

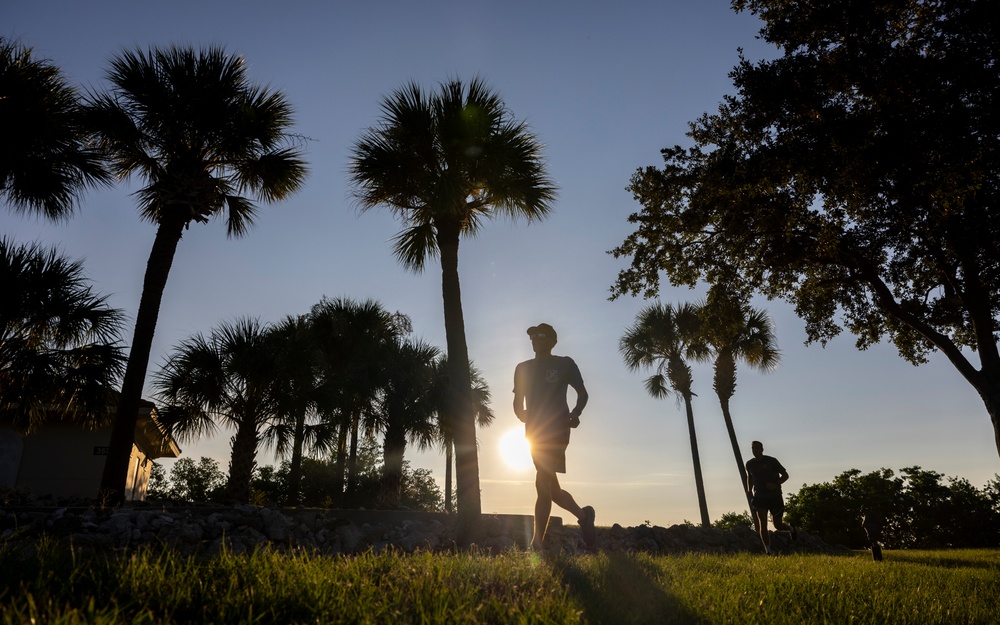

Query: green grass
left=2, top=543, right=997, bottom=624
left=553, top=549, right=1000, bottom=624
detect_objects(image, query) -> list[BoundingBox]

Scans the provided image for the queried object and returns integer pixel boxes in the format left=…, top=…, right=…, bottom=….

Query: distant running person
left=513, top=323, right=596, bottom=551
left=861, top=506, right=884, bottom=561
left=745, top=440, right=797, bottom=554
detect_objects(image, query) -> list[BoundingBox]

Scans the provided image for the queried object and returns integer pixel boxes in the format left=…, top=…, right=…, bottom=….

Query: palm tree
left=620, top=302, right=712, bottom=527
left=153, top=317, right=281, bottom=503
left=87, top=46, right=307, bottom=504
left=262, top=315, right=325, bottom=505
left=1, top=37, right=109, bottom=219
left=0, top=237, right=125, bottom=431
left=349, top=77, right=556, bottom=544
left=308, top=297, right=406, bottom=506
left=373, top=337, right=441, bottom=509
left=700, top=293, right=780, bottom=520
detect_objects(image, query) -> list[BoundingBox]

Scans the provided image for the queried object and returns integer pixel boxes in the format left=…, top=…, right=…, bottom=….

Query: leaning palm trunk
left=100, top=215, right=185, bottom=504
left=438, top=229, right=481, bottom=544
left=713, top=349, right=755, bottom=524
left=719, top=395, right=755, bottom=522
left=682, top=393, right=711, bottom=527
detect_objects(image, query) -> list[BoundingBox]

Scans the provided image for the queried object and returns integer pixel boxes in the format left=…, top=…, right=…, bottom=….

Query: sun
left=498, top=427, right=534, bottom=471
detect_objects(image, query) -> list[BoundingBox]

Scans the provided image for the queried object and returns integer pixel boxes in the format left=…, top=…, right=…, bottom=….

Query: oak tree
left=611, top=0, right=1000, bottom=457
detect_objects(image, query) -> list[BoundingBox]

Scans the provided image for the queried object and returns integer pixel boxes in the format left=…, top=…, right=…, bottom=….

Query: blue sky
left=4, top=0, right=997, bottom=527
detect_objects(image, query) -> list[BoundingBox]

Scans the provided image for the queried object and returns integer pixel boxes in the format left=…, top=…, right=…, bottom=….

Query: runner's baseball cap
left=526, top=323, right=557, bottom=342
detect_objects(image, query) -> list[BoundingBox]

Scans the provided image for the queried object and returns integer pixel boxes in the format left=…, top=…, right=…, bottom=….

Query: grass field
left=2, top=541, right=997, bottom=624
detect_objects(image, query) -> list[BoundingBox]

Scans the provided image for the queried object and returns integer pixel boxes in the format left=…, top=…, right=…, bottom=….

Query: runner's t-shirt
left=513, top=356, right=583, bottom=441
left=745, top=455, right=786, bottom=495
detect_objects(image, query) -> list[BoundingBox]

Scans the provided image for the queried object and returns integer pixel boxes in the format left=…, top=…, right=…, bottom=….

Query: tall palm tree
left=0, top=237, right=125, bottom=431
left=349, top=77, right=556, bottom=544
left=620, top=302, right=712, bottom=527
left=87, top=46, right=307, bottom=504
left=1, top=37, right=109, bottom=219
left=153, top=317, right=281, bottom=503
left=700, top=293, right=780, bottom=520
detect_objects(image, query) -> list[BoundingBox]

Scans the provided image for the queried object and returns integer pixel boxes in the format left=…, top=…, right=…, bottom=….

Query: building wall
left=2, top=425, right=152, bottom=501
left=126, top=451, right=151, bottom=501
left=13, top=424, right=110, bottom=498
left=0, top=428, right=25, bottom=490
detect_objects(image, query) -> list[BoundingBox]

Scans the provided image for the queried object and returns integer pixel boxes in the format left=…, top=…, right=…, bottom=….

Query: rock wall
left=1, top=504, right=844, bottom=557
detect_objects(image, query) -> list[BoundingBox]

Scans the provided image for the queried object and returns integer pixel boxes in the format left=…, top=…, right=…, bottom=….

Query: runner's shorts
left=526, top=424, right=570, bottom=474
left=751, top=491, right=784, bottom=518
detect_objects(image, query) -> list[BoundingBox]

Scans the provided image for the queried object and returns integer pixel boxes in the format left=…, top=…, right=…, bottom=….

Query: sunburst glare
left=498, top=426, right=533, bottom=471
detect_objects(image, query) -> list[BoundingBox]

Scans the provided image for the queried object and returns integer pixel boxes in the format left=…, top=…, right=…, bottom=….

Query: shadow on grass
left=553, top=552, right=698, bottom=625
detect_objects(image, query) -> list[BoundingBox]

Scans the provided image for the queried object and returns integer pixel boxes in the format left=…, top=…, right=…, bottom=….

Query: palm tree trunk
left=683, top=394, right=711, bottom=527
left=346, top=411, right=360, bottom=506
left=99, top=216, right=185, bottom=505
left=287, top=409, right=306, bottom=505
left=713, top=351, right=755, bottom=525
left=226, top=412, right=259, bottom=503
left=718, top=395, right=754, bottom=523
left=437, top=226, right=481, bottom=546
left=332, top=412, right=348, bottom=507
left=444, top=439, right=454, bottom=514
left=380, top=424, right=406, bottom=509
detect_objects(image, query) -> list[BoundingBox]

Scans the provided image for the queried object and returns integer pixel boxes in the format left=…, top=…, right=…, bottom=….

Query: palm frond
left=1, top=37, right=111, bottom=219
left=349, top=75, right=556, bottom=274
left=644, top=374, right=671, bottom=400
left=223, top=195, right=259, bottom=237
left=87, top=44, right=306, bottom=230
left=620, top=300, right=706, bottom=401
left=390, top=222, right=438, bottom=272
left=0, top=237, right=125, bottom=430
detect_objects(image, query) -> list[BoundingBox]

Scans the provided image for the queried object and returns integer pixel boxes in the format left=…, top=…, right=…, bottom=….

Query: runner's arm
left=513, top=389, right=527, bottom=422
left=570, top=381, right=588, bottom=417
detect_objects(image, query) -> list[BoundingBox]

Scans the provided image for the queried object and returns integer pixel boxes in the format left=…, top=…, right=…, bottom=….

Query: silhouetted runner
left=745, top=440, right=797, bottom=554
left=513, top=323, right=596, bottom=551
left=861, top=506, right=884, bottom=561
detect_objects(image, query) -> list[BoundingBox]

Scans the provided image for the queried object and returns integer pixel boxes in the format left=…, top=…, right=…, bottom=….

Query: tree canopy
left=610, top=0, right=1000, bottom=457
left=150, top=447, right=446, bottom=512
left=785, top=466, right=1000, bottom=549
